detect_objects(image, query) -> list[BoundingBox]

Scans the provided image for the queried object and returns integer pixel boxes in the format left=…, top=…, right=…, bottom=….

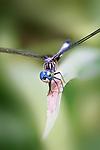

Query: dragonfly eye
left=40, top=71, right=52, bottom=83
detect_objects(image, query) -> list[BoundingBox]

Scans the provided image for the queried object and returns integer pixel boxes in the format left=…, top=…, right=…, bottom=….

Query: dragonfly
left=0, top=28, right=100, bottom=90
left=0, top=28, right=100, bottom=138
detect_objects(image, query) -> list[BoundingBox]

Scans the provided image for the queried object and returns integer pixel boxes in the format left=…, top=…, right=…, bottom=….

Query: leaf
left=58, top=48, right=100, bottom=82
left=43, top=76, right=63, bottom=139
left=43, top=48, right=100, bottom=138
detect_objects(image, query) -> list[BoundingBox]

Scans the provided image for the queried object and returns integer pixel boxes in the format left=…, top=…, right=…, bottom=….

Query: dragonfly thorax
left=44, top=59, right=57, bottom=73
left=40, top=70, right=53, bottom=83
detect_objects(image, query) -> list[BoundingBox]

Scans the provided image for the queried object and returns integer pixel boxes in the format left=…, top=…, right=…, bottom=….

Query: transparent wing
left=58, top=48, right=100, bottom=83
left=43, top=77, right=63, bottom=139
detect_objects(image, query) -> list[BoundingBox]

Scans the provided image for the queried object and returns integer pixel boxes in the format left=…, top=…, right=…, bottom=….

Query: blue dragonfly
left=0, top=28, right=100, bottom=138
left=0, top=28, right=100, bottom=93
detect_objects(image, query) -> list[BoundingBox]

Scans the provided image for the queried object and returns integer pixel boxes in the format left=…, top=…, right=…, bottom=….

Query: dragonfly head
left=40, top=70, right=53, bottom=83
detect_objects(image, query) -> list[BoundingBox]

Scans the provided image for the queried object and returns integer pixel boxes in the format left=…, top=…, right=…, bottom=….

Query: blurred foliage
left=0, top=0, right=100, bottom=150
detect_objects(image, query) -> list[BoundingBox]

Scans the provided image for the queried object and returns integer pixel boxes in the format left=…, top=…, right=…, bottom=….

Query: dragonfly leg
left=53, top=78, right=61, bottom=93
left=47, top=81, right=53, bottom=95
left=54, top=72, right=66, bottom=84
left=48, top=78, right=62, bottom=95
left=53, top=76, right=64, bottom=90
left=53, top=78, right=59, bottom=87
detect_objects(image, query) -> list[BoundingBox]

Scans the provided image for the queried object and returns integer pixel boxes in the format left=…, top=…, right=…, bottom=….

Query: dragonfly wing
left=43, top=78, right=63, bottom=139
left=58, top=48, right=100, bottom=83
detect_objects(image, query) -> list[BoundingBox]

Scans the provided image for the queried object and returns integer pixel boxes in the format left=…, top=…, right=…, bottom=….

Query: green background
left=0, top=0, right=100, bottom=150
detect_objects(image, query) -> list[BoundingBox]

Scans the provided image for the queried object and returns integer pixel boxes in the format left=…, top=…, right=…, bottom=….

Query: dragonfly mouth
left=42, top=78, right=50, bottom=83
